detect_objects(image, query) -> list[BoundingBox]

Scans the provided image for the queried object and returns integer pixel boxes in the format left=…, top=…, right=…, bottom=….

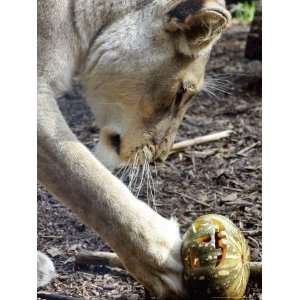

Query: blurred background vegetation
left=230, top=1, right=256, bottom=23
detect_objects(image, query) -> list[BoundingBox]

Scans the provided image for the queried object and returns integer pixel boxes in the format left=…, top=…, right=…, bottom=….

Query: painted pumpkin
left=182, top=214, right=250, bottom=300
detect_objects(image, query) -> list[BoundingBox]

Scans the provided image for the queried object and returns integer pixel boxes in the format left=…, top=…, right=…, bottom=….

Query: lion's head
left=81, top=0, right=231, bottom=169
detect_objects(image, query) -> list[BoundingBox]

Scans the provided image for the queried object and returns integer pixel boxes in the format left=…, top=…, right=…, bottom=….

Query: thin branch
left=75, top=251, right=124, bottom=269
left=171, top=130, right=233, bottom=153
left=237, top=142, right=259, bottom=156
left=37, top=292, right=85, bottom=300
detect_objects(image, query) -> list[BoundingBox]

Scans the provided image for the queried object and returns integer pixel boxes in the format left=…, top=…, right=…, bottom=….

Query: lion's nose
left=152, top=135, right=161, bottom=146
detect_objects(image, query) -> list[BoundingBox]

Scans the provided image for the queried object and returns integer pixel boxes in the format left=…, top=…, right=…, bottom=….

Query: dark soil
left=38, top=23, right=262, bottom=300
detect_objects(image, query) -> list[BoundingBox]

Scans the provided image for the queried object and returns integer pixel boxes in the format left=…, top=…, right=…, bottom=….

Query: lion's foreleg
left=38, top=85, right=185, bottom=298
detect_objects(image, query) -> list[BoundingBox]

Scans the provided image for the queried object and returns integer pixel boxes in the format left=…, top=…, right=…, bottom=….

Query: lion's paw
left=37, top=251, right=57, bottom=288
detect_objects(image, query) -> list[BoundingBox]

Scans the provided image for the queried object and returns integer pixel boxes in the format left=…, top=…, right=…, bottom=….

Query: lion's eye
left=174, top=85, right=186, bottom=107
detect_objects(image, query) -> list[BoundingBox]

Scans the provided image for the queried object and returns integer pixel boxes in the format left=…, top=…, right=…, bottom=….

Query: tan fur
left=38, top=0, right=230, bottom=297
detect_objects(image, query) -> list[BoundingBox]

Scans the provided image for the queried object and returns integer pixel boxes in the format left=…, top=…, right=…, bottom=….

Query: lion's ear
left=164, top=0, right=231, bottom=55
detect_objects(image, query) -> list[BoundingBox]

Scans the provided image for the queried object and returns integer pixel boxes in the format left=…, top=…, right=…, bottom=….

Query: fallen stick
left=237, top=142, right=259, bottom=156
left=75, top=251, right=124, bottom=269
left=171, top=130, right=233, bottom=153
left=75, top=251, right=262, bottom=279
left=37, top=292, right=85, bottom=300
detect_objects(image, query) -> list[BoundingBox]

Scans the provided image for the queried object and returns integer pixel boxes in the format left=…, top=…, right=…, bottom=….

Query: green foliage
left=231, top=1, right=256, bottom=23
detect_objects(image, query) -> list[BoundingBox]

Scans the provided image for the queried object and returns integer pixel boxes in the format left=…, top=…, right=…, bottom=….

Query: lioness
left=38, top=0, right=231, bottom=298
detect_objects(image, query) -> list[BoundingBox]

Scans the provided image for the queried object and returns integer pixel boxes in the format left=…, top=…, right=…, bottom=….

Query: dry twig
left=37, top=292, right=85, bottom=300
left=171, top=130, right=233, bottom=153
left=75, top=251, right=124, bottom=269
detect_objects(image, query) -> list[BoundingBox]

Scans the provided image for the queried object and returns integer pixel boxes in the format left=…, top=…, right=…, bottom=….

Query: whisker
left=143, top=148, right=157, bottom=211
left=115, top=161, right=129, bottom=178
left=131, top=158, right=141, bottom=193
left=127, top=158, right=134, bottom=189
left=119, top=159, right=132, bottom=182
left=143, top=149, right=151, bottom=207
left=148, top=166, right=157, bottom=211
left=136, top=155, right=147, bottom=199
left=203, top=73, right=233, bottom=97
left=128, top=153, right=138, bottom=190
left=207, top=81, right=232, bottom=92
left=203, top=86, right=219, bottom=99
left=204, top=82, right=232, bottom=95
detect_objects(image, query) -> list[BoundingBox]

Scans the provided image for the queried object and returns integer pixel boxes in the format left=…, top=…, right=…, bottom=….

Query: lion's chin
left=93, top=142, right=123, bottom=171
